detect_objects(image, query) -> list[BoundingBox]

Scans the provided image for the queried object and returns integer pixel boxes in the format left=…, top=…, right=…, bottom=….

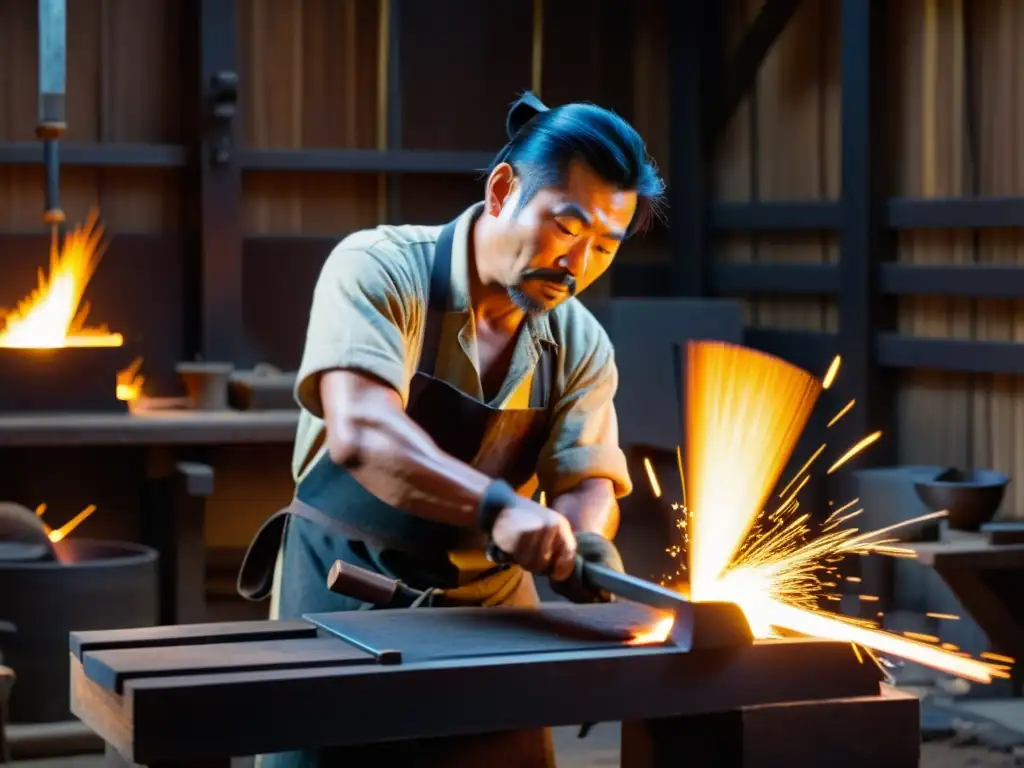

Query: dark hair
left=488, top=91, right=665, bottom=236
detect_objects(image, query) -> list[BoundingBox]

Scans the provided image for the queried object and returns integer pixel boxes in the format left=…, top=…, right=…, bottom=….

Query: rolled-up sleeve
left=295, top=244, right=416, bottom=417
left=536, top=326, right=632, bottom=499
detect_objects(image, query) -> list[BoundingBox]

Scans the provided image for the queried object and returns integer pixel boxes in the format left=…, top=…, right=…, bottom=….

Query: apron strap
left=418, top=219, right=457, bottom=378
left=528, top=343, right=555, bottom=409
left=237, top=500, right=377, bottom=601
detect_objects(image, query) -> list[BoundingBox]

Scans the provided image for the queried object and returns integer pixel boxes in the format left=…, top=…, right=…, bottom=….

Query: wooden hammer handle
left=326, top=559, right=399, bottom=605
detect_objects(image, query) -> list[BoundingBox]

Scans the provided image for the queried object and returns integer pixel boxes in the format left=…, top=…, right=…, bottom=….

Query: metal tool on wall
left=38, top=0, right=67, bottom=244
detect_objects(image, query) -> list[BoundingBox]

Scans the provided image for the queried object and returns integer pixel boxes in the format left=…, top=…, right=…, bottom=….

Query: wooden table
left=0, top=409, right=300, bottom=625
left=906, top=530, right=1024, bottom=694
left=69, top=603, right=920, bottom=768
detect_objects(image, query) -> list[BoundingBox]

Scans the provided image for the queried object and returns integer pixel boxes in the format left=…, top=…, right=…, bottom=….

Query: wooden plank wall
left=220, top=0, right=674, bottom=563
left=0, top=0, right=190, bottom=396
left=0, top=0, right=187, bottom=227
left=0, top=0, right=191, bottom=548
left=239, top=0, right=672, bottom=372
left=714, top=0, right=1024, bottom=521
left=0, top=0, right=674, bottom=568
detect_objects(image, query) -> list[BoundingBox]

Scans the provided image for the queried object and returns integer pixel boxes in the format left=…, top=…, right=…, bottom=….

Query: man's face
left=486, top=160, right=638, bottom=314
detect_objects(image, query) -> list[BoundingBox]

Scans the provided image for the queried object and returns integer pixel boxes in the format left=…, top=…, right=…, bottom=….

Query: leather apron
left=238, top=217, right=558, bottom=768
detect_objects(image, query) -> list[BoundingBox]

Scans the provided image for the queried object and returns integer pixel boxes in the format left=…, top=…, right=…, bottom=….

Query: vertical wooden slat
left=531, top=0, right=544, bottom=97
left=667, top=0, right=716, bottom=298
left=376, top=0, right=391, bottom=223
left=385, top=0, right=403, bottom=223
left=197, top=0, right=243, bottom=361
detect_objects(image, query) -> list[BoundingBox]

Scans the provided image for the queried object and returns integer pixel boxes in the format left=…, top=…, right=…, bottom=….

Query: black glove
left=549, top=532, right=625, bottom=604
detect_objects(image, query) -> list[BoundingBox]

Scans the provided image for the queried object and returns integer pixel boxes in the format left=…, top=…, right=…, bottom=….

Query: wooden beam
left=714, top=0, right=802, bottom=135
left=196, top=0, right=243, bottom=362
left=667, top=0, right=718, bottom=297
left=836, top=0, right=896, bottom=472
left=0, top=141, right=187, bottom=168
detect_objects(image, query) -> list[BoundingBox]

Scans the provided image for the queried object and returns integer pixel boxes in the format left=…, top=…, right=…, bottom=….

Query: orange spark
left=675, top=446, right=687, bottom=509
left=822, top=356, right=841, bottom=389
left=643, top=458, right=662, bottom=498
left=827, top=431, right=883, bottom=474
left=778, top=444, right=826, bottom=499
left=827, top=399, right=855, bottom=428
left=39, top=504, right=97, bottom=542
left=981, top=652, right=1016, bottom=664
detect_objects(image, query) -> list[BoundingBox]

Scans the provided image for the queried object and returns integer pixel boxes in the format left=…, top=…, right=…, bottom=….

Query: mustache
left=520, top=267, right=576, bottom=288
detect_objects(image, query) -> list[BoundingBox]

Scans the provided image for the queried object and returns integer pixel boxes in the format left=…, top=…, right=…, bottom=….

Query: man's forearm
left=551, top=478, right=619, bottom=539
left=322, top=372, right=492, bottom=527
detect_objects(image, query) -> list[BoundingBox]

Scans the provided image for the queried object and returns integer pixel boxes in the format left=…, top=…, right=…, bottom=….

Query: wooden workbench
left=0, top=409, right=299, bottom=448
left=68, top=604, right=920, bottom=768
left=906, top=530, right=1024, bottom=694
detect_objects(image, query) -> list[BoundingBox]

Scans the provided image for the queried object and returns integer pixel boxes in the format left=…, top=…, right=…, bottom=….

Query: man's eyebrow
left=553, top=202, right=626, bottom=241
left=551, top=202, right=591, bottom=224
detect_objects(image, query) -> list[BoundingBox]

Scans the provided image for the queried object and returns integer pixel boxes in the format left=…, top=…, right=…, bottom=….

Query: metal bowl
left=913, top=468, right=1010, bottom=531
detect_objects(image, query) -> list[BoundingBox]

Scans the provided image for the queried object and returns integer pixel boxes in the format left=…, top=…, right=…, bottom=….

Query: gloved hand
left=549, top=531, right=625, bottom=604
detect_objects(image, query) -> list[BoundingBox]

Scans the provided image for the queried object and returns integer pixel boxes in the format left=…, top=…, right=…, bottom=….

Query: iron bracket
left=207, top=70, right=239, bottom=166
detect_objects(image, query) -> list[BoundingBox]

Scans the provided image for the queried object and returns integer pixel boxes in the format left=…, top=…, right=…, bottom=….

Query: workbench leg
left=620, top=687, right=920, bottom=768
left=140, top=450, right=215, bottom=625
left=104, top=742, right=231, bottom=767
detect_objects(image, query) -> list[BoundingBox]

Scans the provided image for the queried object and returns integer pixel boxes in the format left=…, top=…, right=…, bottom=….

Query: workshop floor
left=9, top=727, right=1022, bottom=767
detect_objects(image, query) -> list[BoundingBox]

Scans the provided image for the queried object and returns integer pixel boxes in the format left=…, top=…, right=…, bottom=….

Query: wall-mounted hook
left=208, top=70, right=238, bottom=166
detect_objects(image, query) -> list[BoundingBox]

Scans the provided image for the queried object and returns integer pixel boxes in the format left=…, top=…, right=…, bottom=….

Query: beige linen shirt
left=291, top=203, right=632, bottom=499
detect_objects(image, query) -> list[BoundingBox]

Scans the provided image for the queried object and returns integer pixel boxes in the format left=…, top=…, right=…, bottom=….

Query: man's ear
left=485, top=162, right=517, bottom=216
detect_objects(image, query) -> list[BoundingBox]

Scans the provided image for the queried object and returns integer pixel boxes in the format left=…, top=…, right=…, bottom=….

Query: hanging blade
left=37, top=0, right=67, bottom=229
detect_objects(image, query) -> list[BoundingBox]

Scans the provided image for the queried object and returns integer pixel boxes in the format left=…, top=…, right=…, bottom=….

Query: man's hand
left=549, top=531, right=624, bottom=603
left=491, top=500, right=577, bottom=581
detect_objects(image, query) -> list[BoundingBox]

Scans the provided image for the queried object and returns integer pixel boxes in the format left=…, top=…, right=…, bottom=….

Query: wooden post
left=196, top=0, right=244, bottom=362
left=621, top=687, right=920, bottom=768
left=835, top=0, right=897, bottom=492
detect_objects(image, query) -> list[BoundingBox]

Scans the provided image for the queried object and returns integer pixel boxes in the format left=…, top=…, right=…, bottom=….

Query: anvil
left=69, top=601, right=919, bottom=767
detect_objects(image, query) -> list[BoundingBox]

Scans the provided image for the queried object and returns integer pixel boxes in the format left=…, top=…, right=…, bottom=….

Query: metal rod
left=581, top=562, right=693, bottom=613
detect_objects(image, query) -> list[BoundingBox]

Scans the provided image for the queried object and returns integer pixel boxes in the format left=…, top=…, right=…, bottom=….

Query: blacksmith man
left=240, top=91, right=665, bottom=768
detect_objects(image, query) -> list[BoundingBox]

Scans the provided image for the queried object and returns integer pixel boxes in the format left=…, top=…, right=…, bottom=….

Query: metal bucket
left=0, top=538, right=159, bottom=722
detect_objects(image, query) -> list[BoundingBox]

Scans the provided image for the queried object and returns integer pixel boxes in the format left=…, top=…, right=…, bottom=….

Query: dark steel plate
left=306, top=601, right=666, bottom=663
